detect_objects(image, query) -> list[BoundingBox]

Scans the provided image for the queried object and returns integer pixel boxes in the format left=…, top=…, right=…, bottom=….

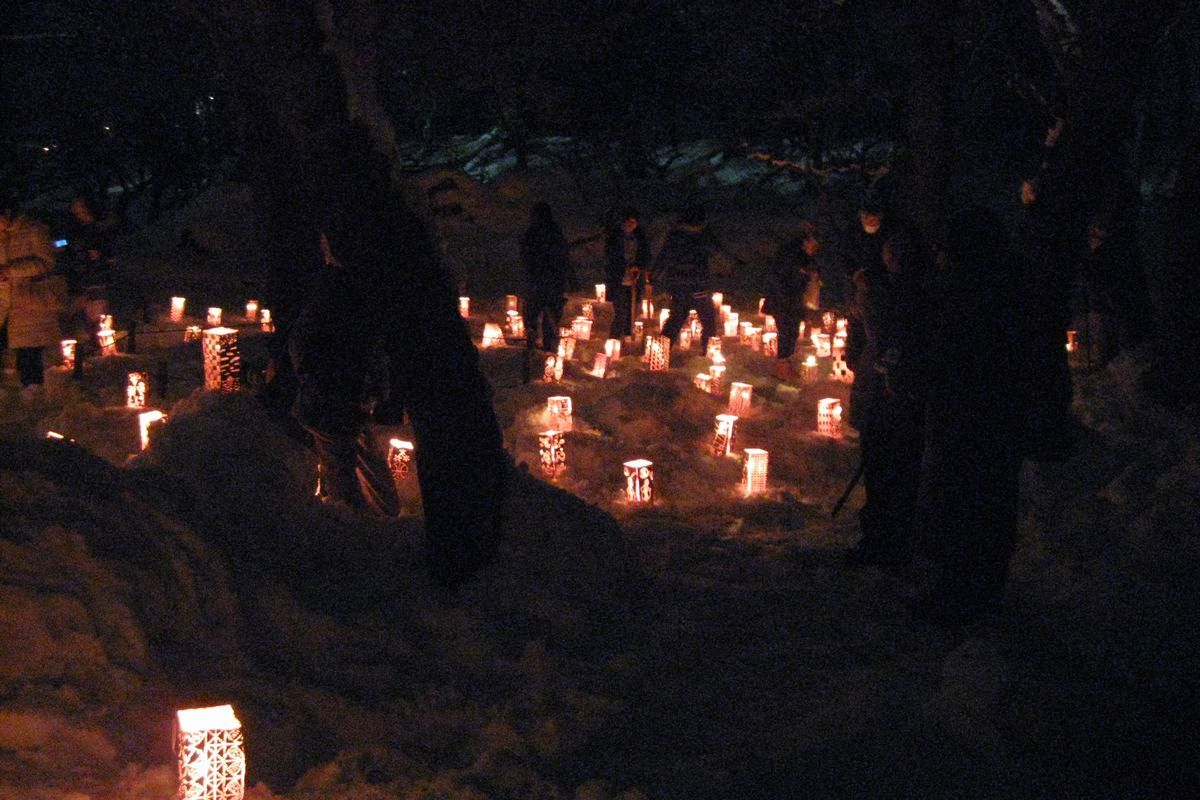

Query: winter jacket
left=0, top=215, right=62, bottom=348
left=520, top=219, right=574, bottom=300
left=604, top=224, right=651, bottom=286
left=652, top=224, right=716, bottom=295
left=762, top=236, right=818, bottom=317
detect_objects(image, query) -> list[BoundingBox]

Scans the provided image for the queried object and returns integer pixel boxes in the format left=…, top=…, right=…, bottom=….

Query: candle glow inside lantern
left=572, top=316, right=593, bottom=340
left=836, top=317, right=848, bottom=335
left=97, top=315, right=116, bottom=355
left=505, top=294, right=519, bottom=313
left=832, top=332, right=847, bottom=356
left=678, top=327, right=692, bottom=351
left=748, top=327, right=762, bottom=352
left=742, top=448, right=769, bottom=496
left=623, top=459, right=654, bottom=504
left=506, top=311, right=525, bottom=338
left=720, top=304, right=732, bottom=326
left=605, top=338, right=622, bottom=360
left=543, top=355, right=563, bottom=382
left=582, top=302, right=594, bottom=320
left=175, top=704, right=246, bottom=800
left=822, top=311, right=836, bottom=333
left=387, top=438, right=414, bottom=481
left=645, top=335, right=670, bottom=371
left=724, top=312, right=740, bottom=338
left=658, top=308, right=670, bottom=331
left=764, top=314, right=776, bottom=332
left=1065, top=329, right=1078, bottom=352
left=712, top=413, right=739, bottom=457
left=831, top=355, right=854, bottom=383
left=595, top=283, right=606, bottom=302
left=709, top=363, right=726, bottom=395
left=694, top=372, right=712, bottom=392
left=592, top=352, right=608, bottom=377
left=170, top=296, right=186, bottom=323
left=547, top=395, right=573, bottom=431
left=557, top=334, right=576, bottom=360
left=126, top=372, right=148, bottom=409
left=633, top=320, right=644, bottom=344
left=758, top=297, right=766, bottom=314
left=481, top=322, right=504, bottom=348
left=138, top=410, right=166, bottom=451
left=459, top=296, right=470, bottom=318
left=738, top=321, right=753, bottom=345
left=813, top=332, right=832, bottom=358
left=802, top=354, right=819, bottom=384
left=245, top=299, right=259, bottom=322
left=712, top=292, right=723, bottom=308
left=259, top=309, right=274, bottom=332
left=728, top=382, right=753, bottom=415
left=706, top=337, right=722, bottom=360
left=185, top=325, right=202, bottom=342
left=688, top=312, right=703, bottom=339
left=817, top=398, right=843, bottom=437
left=202, top=327, right=241, bottom=393
left=641, top=297, right=655, bottom=319
left=60, top=339, right=77, bottom=371
left=538, top=430, right=566, bottom=477
left=206, top=307, right=222, bottom=327
left=762, top=331, right=778, bottom=358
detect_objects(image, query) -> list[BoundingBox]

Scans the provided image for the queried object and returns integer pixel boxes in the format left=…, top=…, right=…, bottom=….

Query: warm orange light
left=817, top=398, right=843, bottom=437
left=170, top=296, right=186, bottom=323
left=175, top=704, right=245, bottom=800
left=206, top=307, right=222, bottom=327
left=623, top=459, right=654, bottom=503
left=202, top=327, right=241, bottom=392
left=713, top=414, right=738, bottom=456
left=742, top=448, right=769, bottom=496
left=126, top=372, right=147, bottom=409
left=728, top=382, right=753, bottom=415
left=645, top=335, right=670, bottom=371
left=538, top=430, right=566, bottom=477
left=387, top=438, right=414, bottom=481
left=138, top=410, right=166, bottom=450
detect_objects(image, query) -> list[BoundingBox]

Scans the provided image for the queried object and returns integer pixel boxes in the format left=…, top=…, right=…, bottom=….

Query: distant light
left=54, top=239, right=68, bottom=248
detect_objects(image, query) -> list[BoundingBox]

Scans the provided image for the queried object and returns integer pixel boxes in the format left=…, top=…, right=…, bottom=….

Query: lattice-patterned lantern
left=126, top=372, right=148, bottom=409
left=605, top=338, right=622, bottom=361
left=582, top=302, right=594, bottom=320
left=728, top=382, right=753, bottom=415
left=185, top=325, right=202, bottom=343
left=202, top=327, right=241, bottom=393
left=387, top=438, right=414, bottom=482
left=822, top=311, right=836, bottom=333
left=206, top=307, right=222, bottom=327
left=60, top=339, right=77, bottom=371
left=742, top=448, right=769, bottom=496
left=645, top=335, right=670, bottom=371
left=170, top=296, right=186, bottom=323
left=505, top=294, right=519, bottom=313
left=623, top=459, right=654, bottom=504
left=658, top=308, right=670, bottom=331
left=813, top=332, right=832, bottom=358
left=572, top=316, right=593, bottom=340
left=724, top=312, right=740, bottom=338
left=633, top=320, right=644, bottom=345
left=595, top=283, right=606, bottom=302
left=831, top=355, right=854, bottom=383
left=175, top=704, right=245, bottom=800
left=706, top=337, right=722, bottom=360
left=641, top=296, right=655, bottom=319
left=762, top=331, right=778, bottom=358
left=557, top=334, right=576, bottom=360
left=712, top=413, right=738, bottom=457
left=678, top=327, right=693, bottom=351
left=817, top=398, right=843, bottom=437
left=244, top=300, right=259, bottom=322
left=538, top=430, right=566, bottom=477
left=694, top=372, right=712, bottom=392
left=97, top=315, right=117, bottom=355
left=259, top=309, right=274, bottom=333
left=546, top=395, right=573, bottom=432
left=459, top=296, right=470, bottom=318
left=802, top=354, right=819, bottom=384
left=138, top=409, right=166, bottom=451
left=592, top=352, right=608, bottom=378
left=764, top=314, right=776, bottom=332
left=481, top=322, right=503, bottom=348
left=709, top=363, right=726, bottom=395
left=543, top=355, right=563, bottom=382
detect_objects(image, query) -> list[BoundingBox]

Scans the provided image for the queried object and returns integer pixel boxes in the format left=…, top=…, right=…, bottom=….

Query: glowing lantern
left=184, top=325, right=202, bottom=342
left=822, top=311, right=836, bottom=333
left=595, top=283, right=607, bottom=302
left=387, top=438, right=414, bottom=481
left=582, top=302, right=594, bottom=320
left=641, top=296, right=655, bottom=319
left=97, top=315, right=116, bottom=355
left=658, top=308, right=670, bottom=330
left=206, top=307, right=222, bottom=327
left=798, top=320, right=807, bottom=341
left=813, top=332, right=832, bottom=358
left=739, top=321, right=753, bottom=345
left=764, top=314, right=776, bottom=332
left=694, top=372, right=712, bottom=392
left=480, top=322, right=503, bottom=348
left=832, top=333, right=847, bottom=356
left=728, top=382, right=753, bottom=415
left=758, top=297, right=766, bottom=314
left=1065, top=330, right=1078, bottom=353
left=170, top=296, right=186, bottom=323
left=60, top=339, right=77, bottom=371
left=802, top=354, right=819, bottom=384
left=831, top=355, right=854, bottom=383
left=749, top=327, right=763, bottom=352
left=138, top=409, right=166, bottom=451
left=543, top=355, right=563, bottom=382
left=678, top=328, right=693, bottom=351
left=720, top=304, right=732, bottom=326
left=817, top=398, right=843, bottom=437
left=245, top=299, right=259, bottom=322
left=712, top=413, right=738, bottom=457
left=605, top=338, right=622, bottom=360
left=202, top=327, right=241, bottom=393
left=175, top=704, right=245, bottom=800
left=724, top=312, right=740, bottom=338
left=645, top=335, right=670, bottom=371
left=557, top=335, right=576, bottom=360
left=688, top=311, right=703, bottom=339
left=505, top=294, right=519, bottom=313
left=459, top=296, right=470, bottom=318
left=762, top=331, right=778, bottom=358
left=259, top=309, right=274, bottom=332
left=538, top=430, right=566, bottom=477
left=546, top=395, right=573, bottom=431
left=572, top=316, right=593, bottom=340
left=633, top=320, right=644, bottom=345
left=709, top=363, right=726, bottom=395
left=706, top=337, right=722, bottom=360
left=126, top=372, right=148, bottom=409
left=623, top=459, right=654, bottom=504
left=592, top=353, right=608, bottom=377
left=506, top=311, right=525, bottom=338
left=741, top=448, right=769, bottom=496
left=711, top=292, right=723, bottom=308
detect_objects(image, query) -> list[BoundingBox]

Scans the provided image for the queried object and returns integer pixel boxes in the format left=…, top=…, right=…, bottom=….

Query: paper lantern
left=604, top=338, right=622, bottom=360
left=738, top=321, right=753, bottom=345
left=694, top=372, right=712, bottom=392
left=822, top=311, right=836, bottom=333
left=557, top=335, right=576, bottom=360
left=706, top=337, right=722, bottom=360
left=543, top=355, right=563, bottom=382
left=170, top=296, right=186, bottom=323
left=720, top=304, right=732, bottom=326
left=817, top=398, right=843, bottom=437
left=1065, top=329, right=1078, bottom=353
left=831, top=355, right=854, bottom=383
left=592, top=352, right=608, bottom=377
left=481, top=322, right=503, bottom=348
left=387, top=438, right=414, bottom=481
left=758, top=297, right=766, bottom=314
left=798, top=320, right=807, bottom=341
left=645, top=335, right=670, bottom=371
left=724, top=312, right=740, bottom=338
left=641, top=297, right=655, bottom=319
left=728, top=382, right=753, bottom=415
left=836, top=317, right=848, bottom=334
left=244, top=299, right=259, bottom=322
left=688, top=311, right=703, bottom=339
left=259, top=309, right=274, bottom=332
left=538, top=430, right=566, bottom=477
left=633, top=320, right=644, bottom=344
left=749, top=327, right=763, bottom=352
left=175, top=704, right=245, bottom=800
left=202, top=327, right=241, bottom=393
left=505, top=294, right=519, bottom=313
left=658, top=308, right=670, bottom=330
left=712, top=413, right=738, bottom=457
left=742, top=448, right=769, bottom=496
left=126, top=372, right=148, bottom=409
left=709, top=363, right=726, bottom=395
left=60, top=339, right=77, bottom=371
left=572, top=316, right=593, bottom=340
left=623, top=459, right=654, bottom=504
left=802, top=354, right=819, bottom=384
left=813, top=332, right=832, bottom=358
left=595, top=283, right=606, bottom=302
left=138, top=409, right=166, bottom=451
left=678, top=327, right=692, bottom=351
left=764, top=314, right=776, bottom=332
left=762, top=331, right=778, bottom=358
left=206, top=307, right=222, bottom=327
left=184, top=325, right=202, bottom=343
left=711, top=292, right=723, bottom=308
left=832, top=332, right=847, bottom=356
left=505, top=311, right=525, bottom=338
left=547, top=395, right=573, bottom=431
left=582, top=302, right=594, bottom=320
left=459, top=296, right=470, bottom=318
left=97, top=315, right=117, bottom=355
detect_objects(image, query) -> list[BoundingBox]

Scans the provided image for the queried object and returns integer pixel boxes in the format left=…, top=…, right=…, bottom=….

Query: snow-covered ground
left=1, top=159, right=1197, bottom=799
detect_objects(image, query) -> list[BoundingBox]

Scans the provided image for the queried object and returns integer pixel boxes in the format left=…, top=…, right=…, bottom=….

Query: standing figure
left=655, top=204, right=717, bottom=348
left=1080, top=210, right=1150, bottom=366
left=763, top=222, right=821, bottom=379
left=604, top=206, right=651, bottom=341
left=0, top=206, right=62, bottom=403
left=520, top=202, right=575, bottom=355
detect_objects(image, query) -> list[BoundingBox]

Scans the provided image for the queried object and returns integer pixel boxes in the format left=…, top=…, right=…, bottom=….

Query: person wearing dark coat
left=655, top=204, right=718, bottom=348
left=520, top=202, right=575, bottom=354
left=604, top=206, right=651, bottom=340
left=1080, top=211, right=1150, bottom=366
left=763, top=223, right=821, bottom=379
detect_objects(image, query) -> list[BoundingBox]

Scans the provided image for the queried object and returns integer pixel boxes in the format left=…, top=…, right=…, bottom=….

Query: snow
left=2, top=163, right=1198, bottom=799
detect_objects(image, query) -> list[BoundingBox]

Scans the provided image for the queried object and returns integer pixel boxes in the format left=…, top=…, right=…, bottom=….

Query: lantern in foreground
left=547, top=395, right=573, bottom=431
left=387, top=438, right=414, bottom=481
left=60, top=339, right=77, bottom=371
left=557, top=334, right=576, bottom=360
left=762, top=331, right=778, bottom=358
left=694, top=372, right=712, bottom=392
left=604, top=338, right=622, bottom=360
left=244, top=300, right=259, bottom=322
left=645, top=335, right=670, bottom=371
left=505, top=294, right=519, bottom=313
left=709, top=363, right=726, bottom=395
left=138, top=409, right=166, bottom=451
left=260, top=309, right=274, bottom=333
left=741, top=448, right=769, bottom=496
left=170, top=296, right=186, bottom=323
left=202, top=327, right=241, bottom=393
left=817, top=398, right=843, bottom=437
left=97, top=315, right=116, bottom=355
left=623, top=459, right=654, bottom=504
left=728, top=382, right=753, bottom=415
left=572, top=316, right=593, bottom=340
left=126, top=372, right=148, bottom=409
left=185, top=325, right=202, bottom=343
left=459, top=296, right=470, bottom=318
left=592, top=353, right=608, bottom=378
left=543, top=355, right=563, bottom=382
left=712, top=414, right=738, bottom=457
left=206, top=307, right=222, bottom=327
left=595, top=283, right=606, bottom=302
left=831, top=355, right=854, bottom=383
left=538, top=430, right=566, bottom=477
left=480, top=323, right=503, bottom=348
left=723, top=312, right=740, bottom=338
left=175, top=704, right=245, bottom=800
